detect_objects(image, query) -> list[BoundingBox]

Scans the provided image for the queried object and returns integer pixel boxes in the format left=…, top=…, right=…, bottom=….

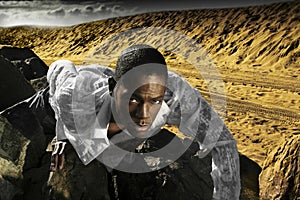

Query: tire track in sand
left=200, top=91, right=300, bottom=126
left=222, top=72, right=300, bottom=93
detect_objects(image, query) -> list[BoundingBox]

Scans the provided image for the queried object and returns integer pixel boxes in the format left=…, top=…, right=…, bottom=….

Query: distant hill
left=0, top=1, right=298, bottom=78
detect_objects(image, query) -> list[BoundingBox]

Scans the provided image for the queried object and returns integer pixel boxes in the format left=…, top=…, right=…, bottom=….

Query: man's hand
left=50, top=140, right=67, bottom=172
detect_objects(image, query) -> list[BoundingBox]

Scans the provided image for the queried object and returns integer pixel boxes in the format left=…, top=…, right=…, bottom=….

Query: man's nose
left=136, top=103, right=150, bottom=119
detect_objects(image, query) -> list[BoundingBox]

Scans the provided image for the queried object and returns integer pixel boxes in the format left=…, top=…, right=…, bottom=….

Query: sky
left=0, top=0, right=294, bottom=27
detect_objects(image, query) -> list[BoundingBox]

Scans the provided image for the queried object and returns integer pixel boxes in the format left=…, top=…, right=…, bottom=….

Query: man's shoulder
left=167, top=70, right=186, bottom=81
left=166, top=70, right=189, bottom=89
left=76, top=64, right=115, bottom=77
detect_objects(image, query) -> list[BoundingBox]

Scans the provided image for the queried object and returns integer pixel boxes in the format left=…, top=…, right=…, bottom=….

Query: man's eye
left=152, top=100, right=162, bottom=105
left=130, top=98, right=138, bottom=103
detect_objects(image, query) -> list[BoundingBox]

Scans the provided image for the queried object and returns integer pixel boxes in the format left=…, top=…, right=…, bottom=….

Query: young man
left=46, top=44, right=240, bottom=199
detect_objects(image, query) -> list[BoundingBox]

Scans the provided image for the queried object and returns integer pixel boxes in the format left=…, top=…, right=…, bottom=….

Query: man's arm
left=197, top=100, right=240, bottom=200
left=211, top=137, right=240, bottom=199
left=47, top=60, right=78, bottom=140
left=166, top=71, right=240, bottom=199
left=46, top=60, right=78, bottom=171
left=47, top=60, right=111, bottom=166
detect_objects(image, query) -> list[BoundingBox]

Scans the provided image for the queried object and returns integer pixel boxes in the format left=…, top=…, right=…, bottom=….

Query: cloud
left=94, top=4, right=110, bottom=15
left=0, top=1, right=144, bottom=27
left=66, top=3, right=130, bottom=20
left=97, top=5, right=108, bottom=12
left=47, top=8, right=66, bottom=17
left=0, top=13, right=9, bottom=26
left=69, top=8, right=81, bottom=15
left=0, top=0, right=291, bottom=27
left=83, top=5, right=94, bottom=14
left=111, top=5, right=125, bottom=13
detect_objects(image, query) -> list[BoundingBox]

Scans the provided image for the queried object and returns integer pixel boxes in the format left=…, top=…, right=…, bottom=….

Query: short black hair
left=115, top=44, right=167, bottom=81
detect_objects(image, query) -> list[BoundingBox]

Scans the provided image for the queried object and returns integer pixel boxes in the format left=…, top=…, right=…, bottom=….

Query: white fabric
left=47, top=60, right=240, bottom=199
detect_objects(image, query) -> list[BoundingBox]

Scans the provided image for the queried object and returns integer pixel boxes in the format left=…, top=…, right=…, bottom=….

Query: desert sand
left=0, top=0, right=299, bottom=185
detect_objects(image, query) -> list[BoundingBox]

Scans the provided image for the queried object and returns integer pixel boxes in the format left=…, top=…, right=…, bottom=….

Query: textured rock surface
left=0, top=115, right=29, bottom=199
left=45, top=128, right=260, bottom=200
left=30, top=75, right=48, bottom=92
left=0, top=46, right=49, bottom=111
left=46, top=143, right=111, bottom=200
left=0, top=55, right=36, bottom=111
left=0, top=114, right=51, bottom=200
left=0, top=70, right=54, bottom=199
left=0, top=46, right=48, bottom=81
left=259, top=135, right=300, bottom=200
left=240, top=154, right=261, bottom=200
left=0, top=111, right=262, bottom=200
left=46, top=129, right=214, bottom=200
left=114, top=133, right=214, bottom=200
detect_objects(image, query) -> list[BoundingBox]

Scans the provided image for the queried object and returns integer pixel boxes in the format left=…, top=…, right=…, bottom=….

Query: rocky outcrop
left=30, top=75, right=48, bottom=92
left=0, top=55, right=36, bottom=111
left=0, top=115, right=27, bottom=200
left=0, top=46, right=48, bottom=81
left=0, top=47, right=54, bottom=199
left=240, top=154, right=261, bottom=200
left=259, top=135, right=300, bottom=200
left=0, top=46, right=49, bottom=111
left=0, top=115, right=51, bottom=200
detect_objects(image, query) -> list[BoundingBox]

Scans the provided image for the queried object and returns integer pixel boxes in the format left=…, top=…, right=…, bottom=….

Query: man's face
left=113, top=74, right=166, bottom=138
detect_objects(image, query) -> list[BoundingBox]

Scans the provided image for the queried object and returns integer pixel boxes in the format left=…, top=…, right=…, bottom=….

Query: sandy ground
left=0, top=1, right=299, bottom=168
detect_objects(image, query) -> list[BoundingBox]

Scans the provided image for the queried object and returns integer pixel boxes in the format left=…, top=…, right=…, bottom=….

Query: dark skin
left=50, top=74, right=166, bottom=171
left=113, top=75, right=166, bottom=138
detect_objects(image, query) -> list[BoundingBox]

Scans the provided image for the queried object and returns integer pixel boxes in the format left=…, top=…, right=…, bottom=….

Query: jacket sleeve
left=47, top=60, right=110, bottom=165
left=166, top=71, right=241, bottom=200
left=47, top=60, right=78, bottom=141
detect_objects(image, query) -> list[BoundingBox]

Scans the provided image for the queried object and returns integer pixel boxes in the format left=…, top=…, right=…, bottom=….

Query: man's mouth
left=130, top=120, right=151, bottom=133
left=134, top=124, right=149, bottom=132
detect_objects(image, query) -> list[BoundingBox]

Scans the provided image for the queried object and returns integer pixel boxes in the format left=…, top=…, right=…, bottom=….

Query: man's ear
left=108, top=76, right=116, bottom=96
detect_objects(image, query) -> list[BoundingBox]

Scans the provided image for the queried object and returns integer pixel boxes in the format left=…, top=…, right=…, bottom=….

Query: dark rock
left=0, top=47, right=36, bottom=60
left=0, top=115, right=32, bottom=199
left=0, top=113, right=52, bottom=200
left=1, top=100, right=261, bottom=200
left=240, top=154, right=261, bottom=200
left=46, top=144, right=111, bottom=200
left=0, top=82, right=54, bottom=200
left=46, top=129, right=214, bottom=200
left=0, top=55, right=36, bottom=111
left=0, top=46, right=48, bottom=81
left=0, top=65, right=259, bottom=200
left=114, top=131, right=214, bottom=200
left=259, top=135, right=300, bottom=200
left=1, top=86, right=55, bottom=139
left=30, top=75, right=48, bottom=92
left=0, top=46, right=52, bottom=199
left=115, top=131, right=261, bottom=200
left=24, top=57, right=48, bottom=77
